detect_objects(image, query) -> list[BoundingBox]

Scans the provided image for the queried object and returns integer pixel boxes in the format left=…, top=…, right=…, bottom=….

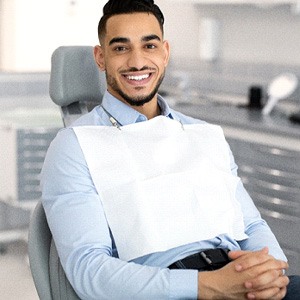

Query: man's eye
left=145, top=44, right=157, bottom=49
left=114, top=46, right=127, bottom=52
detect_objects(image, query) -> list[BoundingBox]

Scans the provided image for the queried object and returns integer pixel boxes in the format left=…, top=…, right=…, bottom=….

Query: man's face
left=95, top=13, right=170, bottom=107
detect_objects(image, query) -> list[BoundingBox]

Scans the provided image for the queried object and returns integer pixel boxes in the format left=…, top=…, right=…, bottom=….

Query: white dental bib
left=73, top=116, right=247, bottom=261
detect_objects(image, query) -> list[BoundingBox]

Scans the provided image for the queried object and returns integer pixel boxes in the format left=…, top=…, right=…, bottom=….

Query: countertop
left=169, top=94, right=300, bottom=151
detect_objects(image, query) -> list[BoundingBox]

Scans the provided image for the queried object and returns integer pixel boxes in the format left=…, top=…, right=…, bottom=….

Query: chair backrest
left=29, top=46, right=105, bottom=299
left=49, top=46, right=107, bottom=126
left=28, top=202, right=80, bottom=300
left=28, top=202, right=53, bottom=300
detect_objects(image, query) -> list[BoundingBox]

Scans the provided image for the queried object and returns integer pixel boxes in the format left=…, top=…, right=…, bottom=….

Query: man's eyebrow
left=109, top=37, right=130, bottom=46
left=142, top=34, right=161, bottom=42
left=108, top=34, right=161, bottom=46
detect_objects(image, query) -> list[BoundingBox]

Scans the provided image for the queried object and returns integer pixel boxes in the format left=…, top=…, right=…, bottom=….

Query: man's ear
left=94, top=45, right=106, bottom=71
left=163, top=40, right=171, bottom=67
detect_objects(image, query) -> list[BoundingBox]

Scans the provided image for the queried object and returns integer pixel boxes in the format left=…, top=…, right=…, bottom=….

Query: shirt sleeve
left=227, top=143, right=287, bottom=261
left=41, top=128, right=198, bottom=300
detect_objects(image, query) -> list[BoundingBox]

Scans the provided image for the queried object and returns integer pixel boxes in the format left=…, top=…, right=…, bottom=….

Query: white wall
left=201, top=5, right=300, bottom=65
left=157, top=0, right=200, bottom=60
left=0, top=0, right=105, bottom=72
left=157, top=1, right=300, bottom=66
left=1, top=0, right=300, bottom=71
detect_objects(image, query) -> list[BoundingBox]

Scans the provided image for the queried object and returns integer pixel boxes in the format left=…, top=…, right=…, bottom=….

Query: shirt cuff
left=169, top=269, right=198, bottom=299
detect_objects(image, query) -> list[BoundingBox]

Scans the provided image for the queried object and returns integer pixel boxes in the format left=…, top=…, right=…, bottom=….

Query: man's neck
left=107, top=90, right=162, bottom=120
left=133, top=99, right=161, bottom=120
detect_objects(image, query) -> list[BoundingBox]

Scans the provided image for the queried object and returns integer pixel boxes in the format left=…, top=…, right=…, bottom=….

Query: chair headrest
left=49, top=46, right=106, bottom=107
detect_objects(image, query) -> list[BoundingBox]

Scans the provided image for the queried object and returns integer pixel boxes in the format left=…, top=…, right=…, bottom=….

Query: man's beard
left=106, top=71, right=165, bottom=107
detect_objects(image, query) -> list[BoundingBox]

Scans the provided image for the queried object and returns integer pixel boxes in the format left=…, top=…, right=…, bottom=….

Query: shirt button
left=137, top=116, right=147, bottom=122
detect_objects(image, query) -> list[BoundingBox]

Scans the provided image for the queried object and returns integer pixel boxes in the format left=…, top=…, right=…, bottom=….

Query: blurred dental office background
left=0, top=0, right=300, bottom=299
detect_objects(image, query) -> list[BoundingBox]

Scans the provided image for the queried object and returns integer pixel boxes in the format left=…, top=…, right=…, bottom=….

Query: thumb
left=228, top=247, right=269, bottom=261
left=228, top=250, right=249, bottom=260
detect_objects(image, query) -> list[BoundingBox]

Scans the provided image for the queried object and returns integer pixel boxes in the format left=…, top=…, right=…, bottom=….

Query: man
left=41, top=0, right=300, bottom=299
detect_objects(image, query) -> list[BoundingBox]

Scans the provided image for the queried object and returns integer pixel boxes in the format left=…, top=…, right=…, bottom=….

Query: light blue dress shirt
left=41, top=91, right=286, bottom=300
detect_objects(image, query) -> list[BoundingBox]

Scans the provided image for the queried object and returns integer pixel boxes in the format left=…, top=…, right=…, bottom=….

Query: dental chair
left=28, top=46, right=106, bottom=299
left=49, top=46, right=107, bottom=127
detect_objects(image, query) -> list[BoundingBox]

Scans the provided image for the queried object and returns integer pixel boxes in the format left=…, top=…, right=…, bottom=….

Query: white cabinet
left=170, top=0, right=300, bottom=12
left=170, top=0, right=299, bottom=5
left=167, top=1, right=300, bottom=18
left=0, top=109, right=62, bottom=205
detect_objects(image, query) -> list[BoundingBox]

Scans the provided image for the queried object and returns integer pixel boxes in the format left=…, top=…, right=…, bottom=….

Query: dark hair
left=98, top=0, right=164, bottom=43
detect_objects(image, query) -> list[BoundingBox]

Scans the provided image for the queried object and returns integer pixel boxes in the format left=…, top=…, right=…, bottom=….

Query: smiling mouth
left=124, top=74, right=151, bottom=81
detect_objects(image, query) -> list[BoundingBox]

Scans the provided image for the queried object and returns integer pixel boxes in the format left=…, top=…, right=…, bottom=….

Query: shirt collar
left=100, top=91, right=174, bottom=126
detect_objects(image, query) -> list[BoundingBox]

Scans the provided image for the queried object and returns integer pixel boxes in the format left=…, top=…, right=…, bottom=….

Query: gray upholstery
left=50, top=45, right=106, bottom=107
left=28, top=202, right=80, bottom=300
left=49, top=240, right=79, bottom=300
left=29, top=46, right=107, bottom=299
left=49, top=46, right=107, bottom=126
left=28, top=202, right=53, bottom=300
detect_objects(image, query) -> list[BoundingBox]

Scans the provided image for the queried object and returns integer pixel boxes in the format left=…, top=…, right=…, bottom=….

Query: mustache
left=120, top=66, right=156, bottom=73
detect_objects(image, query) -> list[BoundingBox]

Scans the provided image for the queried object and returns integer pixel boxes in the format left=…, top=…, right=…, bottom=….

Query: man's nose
left=127, top=49, right=147, bottom=70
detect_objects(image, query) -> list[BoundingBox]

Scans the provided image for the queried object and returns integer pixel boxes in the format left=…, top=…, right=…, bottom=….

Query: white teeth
left=126, top=74, right=150, bottom=81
